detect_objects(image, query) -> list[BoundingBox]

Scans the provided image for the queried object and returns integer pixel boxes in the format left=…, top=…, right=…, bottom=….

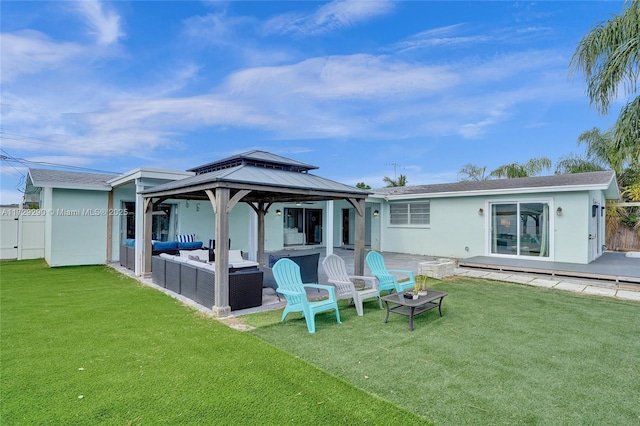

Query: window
left=390, top=202, right=430, bottom=225
left=490, top=201, right=549, bottom=258
left=122, top=201, right=175, bottom=241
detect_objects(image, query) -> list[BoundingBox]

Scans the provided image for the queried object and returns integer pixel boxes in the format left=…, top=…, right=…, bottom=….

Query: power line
left=0, top=149, right=117, bottom=175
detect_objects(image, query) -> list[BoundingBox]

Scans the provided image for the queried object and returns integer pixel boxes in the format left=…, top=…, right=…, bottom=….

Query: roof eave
left=108, top=168, right=194, bottom=187
left=376, top=183, right=618, bottom=200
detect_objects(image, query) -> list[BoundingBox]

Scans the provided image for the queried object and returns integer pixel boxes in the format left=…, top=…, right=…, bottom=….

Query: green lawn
left=0, top=260, right=428, bottom=425
left=2, top=260, right=639, bottom=425
left=246, top=277, right=640, bottom=425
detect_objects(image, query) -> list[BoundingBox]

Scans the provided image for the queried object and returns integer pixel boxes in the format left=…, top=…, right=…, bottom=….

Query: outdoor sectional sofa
left=151, top=250, right=264, bottom=311
left=119, top=239, right=204, bottom=270
left=262, top=252, right=320, bottom=295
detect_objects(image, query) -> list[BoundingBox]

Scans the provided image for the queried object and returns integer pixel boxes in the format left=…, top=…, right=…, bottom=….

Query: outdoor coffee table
left=381, top=290, right=448, bottom=331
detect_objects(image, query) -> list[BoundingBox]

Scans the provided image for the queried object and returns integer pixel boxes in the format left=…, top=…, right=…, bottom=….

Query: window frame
left=389, top=201, right=430, bottom=226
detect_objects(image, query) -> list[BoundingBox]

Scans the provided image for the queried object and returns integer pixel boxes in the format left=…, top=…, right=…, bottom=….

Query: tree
left=355, top=182, right=371, bottom=190
left=579, top=127, right=628, bottom=173
left=570, top=0, right=640, bottom=168
left=490, top=157, right=552, bottom=179
left=457, top=163, right=489, bottom=181
left=555, top=154, right=605, bottom=174
left=383, top=174, right=408, bottom=187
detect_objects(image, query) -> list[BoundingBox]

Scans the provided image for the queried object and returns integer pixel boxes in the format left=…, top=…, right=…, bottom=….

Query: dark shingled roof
left=28, top=168, right=116, bottom=190
left=372, top=171, right=618, bottom=198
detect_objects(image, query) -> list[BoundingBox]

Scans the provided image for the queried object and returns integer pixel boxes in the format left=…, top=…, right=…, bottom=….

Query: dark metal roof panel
left=141, top=164, right=368, bottom=196
left=187, top=150, right=318, bottom=173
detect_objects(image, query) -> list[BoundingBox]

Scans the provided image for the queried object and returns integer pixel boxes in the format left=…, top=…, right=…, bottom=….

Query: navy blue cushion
left=178, top=241, right=203, bottom=250
left=153, top=241, right=178, bottom=251
left=125, top=238, right=136, bottom=247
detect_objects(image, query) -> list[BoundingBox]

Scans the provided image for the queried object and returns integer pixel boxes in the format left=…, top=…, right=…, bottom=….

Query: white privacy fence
left=1, top=210, right=45, bottom=260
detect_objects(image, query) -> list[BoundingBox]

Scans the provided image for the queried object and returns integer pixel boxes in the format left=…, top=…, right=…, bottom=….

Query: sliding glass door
left=490, top=201, right=550, bottom=258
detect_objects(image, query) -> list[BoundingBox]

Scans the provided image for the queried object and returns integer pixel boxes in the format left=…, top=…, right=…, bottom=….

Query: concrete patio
left=116, top=248, right=640, bottom=321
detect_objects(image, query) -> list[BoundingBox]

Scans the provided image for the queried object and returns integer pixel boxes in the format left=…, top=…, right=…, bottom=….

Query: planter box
left=418, top=259, right=455, bottom=279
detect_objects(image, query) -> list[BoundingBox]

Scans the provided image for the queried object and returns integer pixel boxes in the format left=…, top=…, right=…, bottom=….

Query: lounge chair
left=272, top=258, right=341, bottom=333
left=365, top=251, right=416, bottom=295
left=322, top=254, right=382, bottom=316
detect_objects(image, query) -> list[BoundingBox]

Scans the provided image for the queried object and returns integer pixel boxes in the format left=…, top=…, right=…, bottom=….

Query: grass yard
left=0, top=260, right=428, bottom=425
left=246, top=277, right=640, bottom=425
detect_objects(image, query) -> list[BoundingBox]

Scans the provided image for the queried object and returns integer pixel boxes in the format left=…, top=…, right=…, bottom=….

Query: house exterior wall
left=264, top=203, right=284, bottom=251
left=227, top=202, right=251, bottom=251
left=376, top=190, right=605, bottom=264
left=378, top=195, right=485, bottom=259
left=176, top=200, right=216, bottom=244
left=49, top=188, right=109, bottom=266
left=42, top=187, right=53, bottom=264
left=553, top=192, right=590, bottom=264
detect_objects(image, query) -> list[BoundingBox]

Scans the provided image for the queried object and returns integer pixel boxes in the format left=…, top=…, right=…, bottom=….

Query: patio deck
left=459, top=251, right=640, bottom=285
left=116, top=248, right=639, bottom=320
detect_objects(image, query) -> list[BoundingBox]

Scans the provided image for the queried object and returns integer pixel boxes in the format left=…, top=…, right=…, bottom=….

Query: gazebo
left=140, top=150, right=369, bottom=317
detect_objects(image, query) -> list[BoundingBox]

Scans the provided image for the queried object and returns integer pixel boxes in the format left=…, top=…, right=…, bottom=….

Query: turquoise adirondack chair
left=273, top=258, right=341, bottom=333
left=365, top=251, right=416, bottom=295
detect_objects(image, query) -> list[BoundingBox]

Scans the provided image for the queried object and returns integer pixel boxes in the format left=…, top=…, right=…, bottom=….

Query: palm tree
left=570, top=0, right=640, bottom=167
left=555, top=154, right=605, bottom=174
left=579, top=127, right=627, bottom=173
left=490, top=157, right=552, bottom=179
left=383, top=174, right=408, bottom=187
left=457, top=163, right=489, bottom=181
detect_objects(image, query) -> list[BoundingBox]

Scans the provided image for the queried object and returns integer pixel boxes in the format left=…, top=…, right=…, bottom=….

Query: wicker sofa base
left=263, top=252, right=320, bottom=293
left=120, top=244, right=181, bottom=270
left=151, top=255, right=263, bottom=311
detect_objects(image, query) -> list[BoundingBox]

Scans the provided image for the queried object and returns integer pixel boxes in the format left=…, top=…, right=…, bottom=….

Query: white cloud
left=392, top=24, right=493, bottom=52
left=74, top=0, right=124, bottom=45
left=264, top=0, right=395, bottom=36
left=3, top=46, right=575, bottom=157
left=0, top=30, right=83, bottom=83
left=224, top=54, right=458, bottom=100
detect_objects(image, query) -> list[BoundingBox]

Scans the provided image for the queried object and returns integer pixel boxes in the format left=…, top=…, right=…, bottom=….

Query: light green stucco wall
left=227, top=202, right=251, bottom=251
left=553, top=192, right=590, bottom=264
left=49, top=188, right=109, bottom=266
left=42, top=187, right=53, bottom=264
left=176, top=200, right=216, bottom=245
left=377, top=190, right=601, bottom=264
left=264, top=203, right=285, bottom=251
left=379, top=195, right=486, bottom=259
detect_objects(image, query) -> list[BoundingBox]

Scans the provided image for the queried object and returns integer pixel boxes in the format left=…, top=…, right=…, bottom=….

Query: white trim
left=108, top=168, right=193, bottom=187
left=30, top=182, right=111, bottom=191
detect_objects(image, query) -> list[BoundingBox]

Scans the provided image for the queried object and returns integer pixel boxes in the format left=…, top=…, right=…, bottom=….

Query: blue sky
left=0, top=1, right=626, bottom=204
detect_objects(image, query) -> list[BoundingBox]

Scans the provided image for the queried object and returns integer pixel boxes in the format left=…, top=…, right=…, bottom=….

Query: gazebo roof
left=187, top=150, right=318, bottom=174
left=141, top=150, right=368, bottom=203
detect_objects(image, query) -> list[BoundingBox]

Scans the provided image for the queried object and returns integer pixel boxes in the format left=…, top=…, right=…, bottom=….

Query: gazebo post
left=142, top=197, right=153, bottom=277
left=257, top=205, right=266, bottom=266
left=213, top=188, right=231, bottom=317
left=353, top=198, right=366, bottom=276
